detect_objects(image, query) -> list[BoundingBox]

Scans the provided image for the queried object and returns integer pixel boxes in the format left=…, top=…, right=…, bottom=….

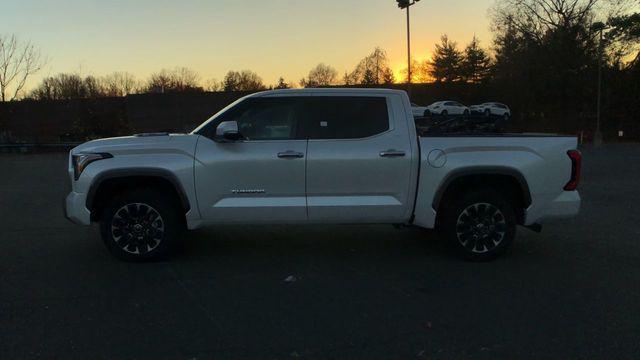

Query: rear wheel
left=438, top=189, right=516, bottom=261
left=484, top=109, right=491, bottom=117
left=100, top=188, right=184, bottom=261
left=441, top=110, right=448, bottom=116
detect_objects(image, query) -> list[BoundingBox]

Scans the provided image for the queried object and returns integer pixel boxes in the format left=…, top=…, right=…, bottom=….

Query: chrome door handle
left=277, top=151, right=304, bottom=159
left=379, top=150, right=406, bottom=157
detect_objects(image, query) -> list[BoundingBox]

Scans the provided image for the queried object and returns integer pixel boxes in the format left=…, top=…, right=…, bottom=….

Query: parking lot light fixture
left=590, top=21, right=609, bottom=147
left=396, top=0, right=421, bottom=95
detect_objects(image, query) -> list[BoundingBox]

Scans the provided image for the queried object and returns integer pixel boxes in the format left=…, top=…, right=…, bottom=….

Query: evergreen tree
left=462, top=36, right=492, bottom=83
left=429, top=35, right=463, bottom=83
left=275, top=77, right=289, bottom=89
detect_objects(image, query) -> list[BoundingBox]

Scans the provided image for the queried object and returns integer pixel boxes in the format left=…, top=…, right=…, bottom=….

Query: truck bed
left=411, top=134, right=580, bottom=229
left=415, top=115, right=575, bottom=138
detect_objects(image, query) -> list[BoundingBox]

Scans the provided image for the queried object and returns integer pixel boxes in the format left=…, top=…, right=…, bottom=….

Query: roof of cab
left=249, top=88, right=408, bottom=97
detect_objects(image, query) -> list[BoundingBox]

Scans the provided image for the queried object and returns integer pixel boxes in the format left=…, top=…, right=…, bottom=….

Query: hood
left=71, top=133, right=200, bottom=157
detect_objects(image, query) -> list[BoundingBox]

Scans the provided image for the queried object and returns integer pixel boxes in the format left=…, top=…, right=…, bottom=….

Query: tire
left=100, top=188, right=184, bottom=261
left=484, top=109, right=491, bottom=117
left=463, top=110, right=469, bottom=116
left=423, top=109, right=431, bottom=117
left=438, top=189, right=516, bottom=261
left=441, top=110, right=448, bottom=116
left=504, top=113, right=510, bottom=121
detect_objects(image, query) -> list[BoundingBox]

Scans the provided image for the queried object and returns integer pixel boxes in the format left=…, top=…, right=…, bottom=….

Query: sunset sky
left=3, top=0, right=496, bottom=89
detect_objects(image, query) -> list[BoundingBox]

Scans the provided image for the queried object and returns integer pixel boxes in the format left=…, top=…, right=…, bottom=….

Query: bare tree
left=348, top=47, right=395, bottom=85
left=0, top=34, right=46, bottom=101
left=101, top=72, right=137, bottom=97
left=492, top=0, right=599, bottom=41
left=145, top=67, right=202, bottom=93
left=146, top=70, right=173, bottom=93
left=205, top=78, right=223, bottom=92
left=172, top=67, right=200, bottom=90
left=300, top=63, right=338, bottom=87
left=223, top=70, right=265, bottom=92
left=30, top=73, right=93, bottom=100
left=84, top=75, right=104, bottom=98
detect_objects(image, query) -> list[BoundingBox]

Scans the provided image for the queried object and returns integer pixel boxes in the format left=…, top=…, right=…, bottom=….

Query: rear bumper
left=524, top=191, right=581, bottom=225
left=65, top=191, right=91, bottom=225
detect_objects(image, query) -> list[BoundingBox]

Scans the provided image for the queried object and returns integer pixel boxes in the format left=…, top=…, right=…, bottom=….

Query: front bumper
left=65, top=191, right=91, bottom=225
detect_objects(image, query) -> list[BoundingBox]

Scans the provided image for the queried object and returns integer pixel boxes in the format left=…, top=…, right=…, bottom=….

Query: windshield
left=190, top=95, right=251, bottom=134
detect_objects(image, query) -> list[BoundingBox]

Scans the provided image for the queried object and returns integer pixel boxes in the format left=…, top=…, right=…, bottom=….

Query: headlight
left=72, top=153, right=112, bottom=180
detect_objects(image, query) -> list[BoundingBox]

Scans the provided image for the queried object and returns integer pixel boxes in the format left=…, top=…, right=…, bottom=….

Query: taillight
left=564, top=150, right=582, bottom=191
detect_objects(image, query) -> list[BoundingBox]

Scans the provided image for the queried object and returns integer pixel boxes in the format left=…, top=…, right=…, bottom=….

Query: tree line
left=17, top=39, right=492, bottom=101
left=19, top=46, right=403, bottom=101
left=1, top=0, right=638, bottom=136
left=0, top=31, right=498, bottom=101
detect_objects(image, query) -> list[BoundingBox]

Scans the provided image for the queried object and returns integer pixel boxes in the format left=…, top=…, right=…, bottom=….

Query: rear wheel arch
left=432, top=168, right=531, bottom=225
left=87, top=169, right=190, bottom=222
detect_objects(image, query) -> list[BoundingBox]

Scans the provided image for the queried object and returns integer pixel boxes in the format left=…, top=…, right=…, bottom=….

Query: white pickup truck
left=65, top=88, right=581, bottom=261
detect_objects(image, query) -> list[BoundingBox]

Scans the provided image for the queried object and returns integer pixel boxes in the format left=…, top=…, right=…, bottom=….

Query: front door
left=194, top=96, right=308, bottom=223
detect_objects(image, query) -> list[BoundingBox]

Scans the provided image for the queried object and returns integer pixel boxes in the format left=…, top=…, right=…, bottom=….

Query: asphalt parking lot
left=1, top=145, right=639, bottom=359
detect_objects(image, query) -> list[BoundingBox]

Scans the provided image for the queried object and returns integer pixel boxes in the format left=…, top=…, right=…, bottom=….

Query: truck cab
left=191, top=89, right=418, bottom=225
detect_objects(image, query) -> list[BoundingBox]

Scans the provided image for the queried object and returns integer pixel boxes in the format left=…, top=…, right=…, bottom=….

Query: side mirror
left=215, top=121, right=242, bottom=142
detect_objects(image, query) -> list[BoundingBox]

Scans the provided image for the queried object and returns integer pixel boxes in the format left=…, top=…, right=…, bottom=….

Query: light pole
left=591, top=21, right=608, bottom=147
left=396, top=0, right=421, bottom=96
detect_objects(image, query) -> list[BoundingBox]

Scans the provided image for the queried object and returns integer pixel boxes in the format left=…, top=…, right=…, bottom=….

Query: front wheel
left=438, top=190, right=516, bottom=261
left=100, top=188, right=184, bottom=261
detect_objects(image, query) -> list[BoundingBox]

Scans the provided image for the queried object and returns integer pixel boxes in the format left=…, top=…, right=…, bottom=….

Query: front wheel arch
left=87, top=171, right=190, bottom=223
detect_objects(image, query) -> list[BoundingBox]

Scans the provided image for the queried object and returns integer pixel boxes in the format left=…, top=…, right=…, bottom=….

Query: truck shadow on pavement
left=178, top=225, right=455, bottom=263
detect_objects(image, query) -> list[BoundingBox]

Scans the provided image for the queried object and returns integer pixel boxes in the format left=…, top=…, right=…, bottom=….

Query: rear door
left=304, top=93, right=415, bottom=223
left=194, top=96, right=309, bottom=223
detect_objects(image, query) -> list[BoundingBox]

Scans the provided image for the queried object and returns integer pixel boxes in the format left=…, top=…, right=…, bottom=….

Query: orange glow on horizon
left=391, top=53, right=432, bottom=84
left=3, top=0, right=495, bottom=92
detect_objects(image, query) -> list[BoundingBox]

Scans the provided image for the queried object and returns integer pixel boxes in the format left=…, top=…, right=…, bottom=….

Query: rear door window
left=305, top=96, right=390, bottom=139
